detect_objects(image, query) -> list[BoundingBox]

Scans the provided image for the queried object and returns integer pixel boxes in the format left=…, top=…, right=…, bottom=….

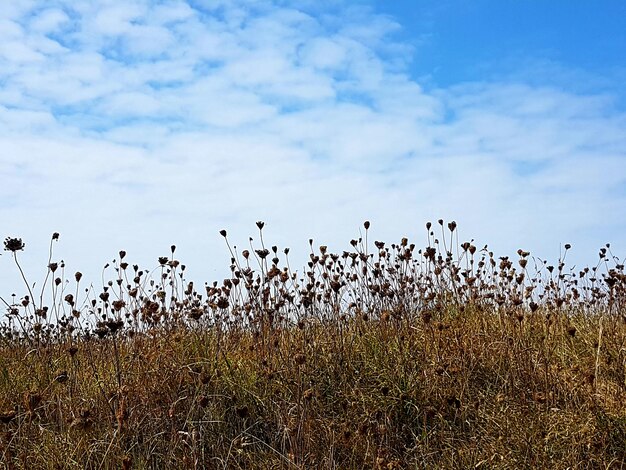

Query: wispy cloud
left=1, top=0, right=625, bottom=294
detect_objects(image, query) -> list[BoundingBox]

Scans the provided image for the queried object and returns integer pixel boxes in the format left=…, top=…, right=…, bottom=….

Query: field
left=1, top=221, right=625, bottom=469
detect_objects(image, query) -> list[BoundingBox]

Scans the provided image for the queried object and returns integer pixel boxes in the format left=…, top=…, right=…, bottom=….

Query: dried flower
left=4, top=237, right=24, bottom=252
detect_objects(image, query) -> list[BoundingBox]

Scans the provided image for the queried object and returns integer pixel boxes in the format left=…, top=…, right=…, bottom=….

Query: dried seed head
left=4, top=237, right=25, bottom=252
left=197, top=395, right=209, bottom=408
left=219, top=229, right=227, bottom=237
left=364, top=220, right=370, bottom=230
left=255, top=249, right=269, bottom=259
left=256, top=221, right=265, bottom=230
left=236, top=405, right=249, bottom=418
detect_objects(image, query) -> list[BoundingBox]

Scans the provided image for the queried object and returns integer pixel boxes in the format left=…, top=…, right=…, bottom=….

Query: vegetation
left=1, top=220, right=625, bottom=469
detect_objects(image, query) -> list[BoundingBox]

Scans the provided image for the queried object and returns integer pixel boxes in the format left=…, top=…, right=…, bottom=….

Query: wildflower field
left=1, top=221, right=625, bottom=469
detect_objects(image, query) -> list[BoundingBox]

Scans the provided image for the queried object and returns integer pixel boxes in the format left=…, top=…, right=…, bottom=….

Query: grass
left=0, top=220, right=625, bottom=469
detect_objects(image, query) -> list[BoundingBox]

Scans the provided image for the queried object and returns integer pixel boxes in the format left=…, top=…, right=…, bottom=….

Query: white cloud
left=0, top=0, right=624, bottom=299
left=29, top=8, right=70, bottom=33
left=91, top=4, right=146, bottom=36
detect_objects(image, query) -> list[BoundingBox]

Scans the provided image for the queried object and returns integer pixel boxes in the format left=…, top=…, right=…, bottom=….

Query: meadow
left=1, top=220, right=625, bottom=469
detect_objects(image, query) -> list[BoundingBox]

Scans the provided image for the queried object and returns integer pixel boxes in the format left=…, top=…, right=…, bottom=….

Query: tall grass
left=1, top=221, right=625, bottom=469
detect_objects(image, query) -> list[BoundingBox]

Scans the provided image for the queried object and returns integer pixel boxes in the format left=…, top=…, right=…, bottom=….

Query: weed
left=0, top=221, right=625, bottom=468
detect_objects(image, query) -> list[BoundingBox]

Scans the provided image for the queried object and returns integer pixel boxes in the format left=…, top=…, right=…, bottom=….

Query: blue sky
left=378, top=1, right=626, bottom=92
left=1, top=0, right=625, bottom=297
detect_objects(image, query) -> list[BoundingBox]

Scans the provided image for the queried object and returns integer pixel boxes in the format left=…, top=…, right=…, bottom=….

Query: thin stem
left=13, top=252, right=36, bottom=313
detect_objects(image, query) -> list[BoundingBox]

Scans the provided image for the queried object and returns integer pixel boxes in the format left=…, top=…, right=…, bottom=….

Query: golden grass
left=1, top=222, right=625, bottom=469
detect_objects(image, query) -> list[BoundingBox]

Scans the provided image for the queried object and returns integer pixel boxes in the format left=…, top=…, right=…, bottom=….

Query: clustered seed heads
left=0, top=222, right=623, bottom=344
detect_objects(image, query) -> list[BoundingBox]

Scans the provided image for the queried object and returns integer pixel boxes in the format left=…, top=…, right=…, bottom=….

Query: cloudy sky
left=1, top=0, right=625, bottom=296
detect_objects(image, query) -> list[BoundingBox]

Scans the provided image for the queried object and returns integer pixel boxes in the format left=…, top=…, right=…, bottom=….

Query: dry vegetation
left=1, top=220, right=626, bottom=469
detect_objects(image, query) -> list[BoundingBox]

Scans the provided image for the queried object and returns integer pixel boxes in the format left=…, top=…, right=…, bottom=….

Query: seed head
left=255, top=249, right=269, bottom=259
left=4, top=237, right=25, bottom=252
left=236, top=405, right=249, bottom=418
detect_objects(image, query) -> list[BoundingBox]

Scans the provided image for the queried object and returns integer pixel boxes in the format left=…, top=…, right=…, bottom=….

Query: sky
left=1, top=0, right=625, bottom=300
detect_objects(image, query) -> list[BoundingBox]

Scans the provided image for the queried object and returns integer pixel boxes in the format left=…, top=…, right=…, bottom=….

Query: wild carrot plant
left=0, top=221, right=625, bottom=469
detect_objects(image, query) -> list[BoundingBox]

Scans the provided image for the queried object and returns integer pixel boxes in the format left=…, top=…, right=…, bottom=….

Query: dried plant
left=0, top=221, right=625, bottom=468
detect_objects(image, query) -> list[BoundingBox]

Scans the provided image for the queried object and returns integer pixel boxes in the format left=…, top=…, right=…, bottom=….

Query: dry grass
left=1, top=221, right=625, bottom=469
